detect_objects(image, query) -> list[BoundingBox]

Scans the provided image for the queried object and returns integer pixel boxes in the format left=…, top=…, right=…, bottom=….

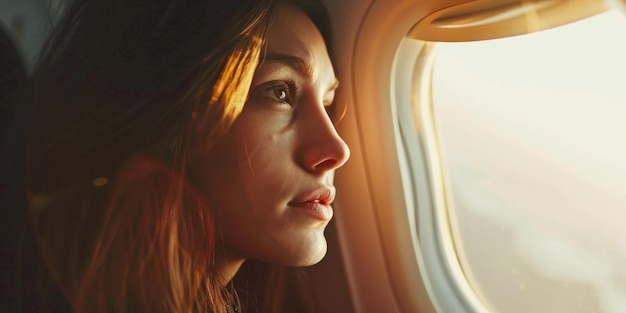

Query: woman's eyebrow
left=264, top=53, right=314, bottom=79
left=263, top=53, right=340, bottom=91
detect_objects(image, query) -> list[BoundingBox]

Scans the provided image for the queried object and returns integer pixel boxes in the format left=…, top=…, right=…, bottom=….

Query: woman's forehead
left=267, top=4, right=324, bottom=54
left=264, top=3, right=334, bottom=81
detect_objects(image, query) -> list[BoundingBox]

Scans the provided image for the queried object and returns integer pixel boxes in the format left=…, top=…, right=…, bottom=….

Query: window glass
left=431, top=10, right=626, bottom=313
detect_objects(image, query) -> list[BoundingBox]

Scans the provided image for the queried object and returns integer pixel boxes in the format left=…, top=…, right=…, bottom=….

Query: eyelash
left=259, top=80, right=299, bottom=106
left=255, top=80, right=340, bottom=123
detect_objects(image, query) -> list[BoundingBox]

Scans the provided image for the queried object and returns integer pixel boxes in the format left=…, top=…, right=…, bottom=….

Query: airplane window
left=423, top=9, right=626, bottom=313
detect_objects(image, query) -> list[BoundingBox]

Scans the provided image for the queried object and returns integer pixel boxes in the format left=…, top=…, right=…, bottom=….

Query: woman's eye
left=260, top=81, right=297, bottom=105
left=274, top=89, right=287, bottom=101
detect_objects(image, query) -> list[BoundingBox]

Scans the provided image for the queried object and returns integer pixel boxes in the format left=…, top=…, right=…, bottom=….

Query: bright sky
left=431, top=10, right=626, bottom=313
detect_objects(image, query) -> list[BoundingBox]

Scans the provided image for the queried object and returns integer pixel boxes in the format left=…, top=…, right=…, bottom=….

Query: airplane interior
left=2, top=0, right=625, bottom=312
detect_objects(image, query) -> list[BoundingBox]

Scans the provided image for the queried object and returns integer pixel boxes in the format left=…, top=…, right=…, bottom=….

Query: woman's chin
left=292, top=241, right=329, bottom=267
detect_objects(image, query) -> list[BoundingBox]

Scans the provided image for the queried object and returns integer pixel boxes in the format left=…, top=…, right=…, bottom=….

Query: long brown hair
left=20, top=0, right=334, bottom=312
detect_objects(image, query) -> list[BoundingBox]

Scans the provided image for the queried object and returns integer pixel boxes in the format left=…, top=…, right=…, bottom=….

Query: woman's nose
left=297, top=104, right=351, bottom=174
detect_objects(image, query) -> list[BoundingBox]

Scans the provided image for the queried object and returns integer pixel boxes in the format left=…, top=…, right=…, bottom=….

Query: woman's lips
left=289, top=201, right=333, bottom=221
left=289, top=186, right=336, bottom=221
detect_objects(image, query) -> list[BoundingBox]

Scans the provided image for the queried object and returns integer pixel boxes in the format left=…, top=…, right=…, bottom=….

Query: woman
left=19, top=0, right=349, bottom=312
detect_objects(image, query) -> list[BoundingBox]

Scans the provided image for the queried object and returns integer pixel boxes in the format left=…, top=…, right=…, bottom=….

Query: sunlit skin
left=191, top=3, right=350, bottom=282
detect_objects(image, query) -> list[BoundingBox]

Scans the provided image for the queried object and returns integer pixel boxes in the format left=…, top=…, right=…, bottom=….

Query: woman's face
left=195, top=3, right=350, bottom=267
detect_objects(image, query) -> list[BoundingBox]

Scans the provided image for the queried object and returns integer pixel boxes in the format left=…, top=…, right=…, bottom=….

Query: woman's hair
left=19, top=0, right=333, bottom=312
